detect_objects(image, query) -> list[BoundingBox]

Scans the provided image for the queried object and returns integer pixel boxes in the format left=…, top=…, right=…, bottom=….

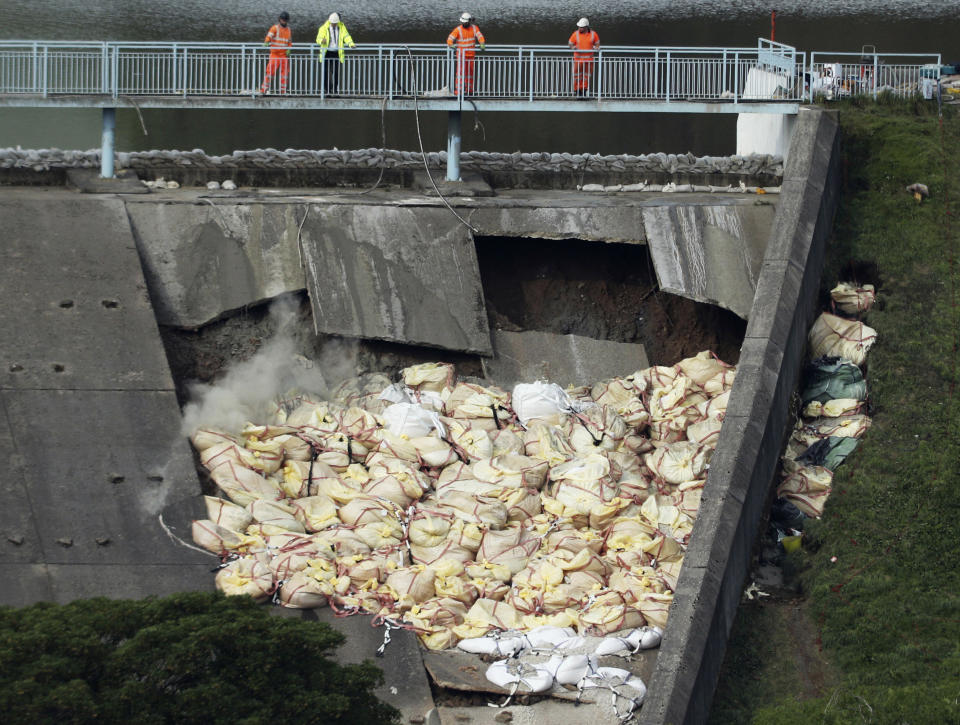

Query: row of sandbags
left=190, top=352, right=736, bottom=650
left=775, top=282, right=876, bottom=521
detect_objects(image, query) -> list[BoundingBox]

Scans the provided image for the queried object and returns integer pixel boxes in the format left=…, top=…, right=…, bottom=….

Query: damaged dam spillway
left=0, top=106, right=839, bottom=725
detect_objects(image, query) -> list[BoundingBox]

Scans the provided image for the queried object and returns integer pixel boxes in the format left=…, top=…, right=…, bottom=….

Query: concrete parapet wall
left=638, top=106, right=839, bottom=724
left=0, top=147, right=784, bottom=190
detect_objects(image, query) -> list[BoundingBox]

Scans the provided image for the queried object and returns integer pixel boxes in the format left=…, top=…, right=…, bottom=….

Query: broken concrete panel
left=303, top=609, right=437, bottom=721
left=301, top=205, right=492, bottom=354
left=125, top=200, right=308, bottom=328
left=0, top=194, right=175, bottom=391
left=642, top=201, right=774, bottom=319
left=483, top=329, right=649, bottom=388
left=470, top=204, right=647, bottom=243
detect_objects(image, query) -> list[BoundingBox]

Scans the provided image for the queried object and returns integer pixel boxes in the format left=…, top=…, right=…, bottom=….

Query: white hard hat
left=329, top=12, right=340, bottom=23
left=460, top=12, right=472, bottom=23
left=577, top=17, right=589, bottom=27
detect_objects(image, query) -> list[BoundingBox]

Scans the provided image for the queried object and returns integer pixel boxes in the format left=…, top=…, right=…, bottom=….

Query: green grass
left=711, top=100, right=960, bottom=723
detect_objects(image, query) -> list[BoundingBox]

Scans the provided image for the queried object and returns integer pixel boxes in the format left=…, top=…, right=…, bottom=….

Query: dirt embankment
left=476, top=235, right=745, bottom=366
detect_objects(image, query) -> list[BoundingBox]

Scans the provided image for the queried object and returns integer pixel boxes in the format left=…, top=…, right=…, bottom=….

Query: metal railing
left=0, top=39, right=806, bottom=103
left=807, top=50, right=942, bottom=101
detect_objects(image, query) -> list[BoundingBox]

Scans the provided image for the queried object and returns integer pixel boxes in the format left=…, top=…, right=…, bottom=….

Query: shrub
left=0, top=592, right=399, bottom=725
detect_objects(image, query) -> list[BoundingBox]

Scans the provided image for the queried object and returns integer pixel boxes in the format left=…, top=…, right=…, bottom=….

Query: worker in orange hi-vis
left=568, top=17, right=600, bottom=98
left=447, top=12, right=485, bottom=96
left=261, top=11, right=292, bottom=94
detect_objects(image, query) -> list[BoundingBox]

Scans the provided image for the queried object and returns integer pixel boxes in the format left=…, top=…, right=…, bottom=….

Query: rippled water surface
left=1, top=0, right=957, bottom=154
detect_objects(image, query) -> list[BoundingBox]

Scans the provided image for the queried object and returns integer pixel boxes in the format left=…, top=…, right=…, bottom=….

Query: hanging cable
left=403, top=45, right=479, bottom=234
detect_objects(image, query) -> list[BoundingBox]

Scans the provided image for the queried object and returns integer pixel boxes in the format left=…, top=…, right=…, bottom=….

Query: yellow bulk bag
left=191, top=519, right=244, bottom=554
left=405, top=597, right=469, bottom=650
left=567, top=405, right=628, bottom=454
left=355, top=519, right=405, bottom=550
left=247, top=499, right=304, bottom=533
left=408, top=507, right=455, bottom=548
left=477, top=525, right=540, bottom=575
left=644, top=441, right=710, bottom=484
left=290, top=495, right=339, bottom=532
left=636, top=591, right=673, bottom=629
left=577, top=592, right=645, bottom=636
left=215, top=557, right=274, bottom=601
left=777, top=464, right=833, bottom=518
left=454, top=598, right=523, bottom=639
left=446, top=419, right=495, bottom=461
left=434, top=575, right=479, bottom=607
left=490, top=428, right=526, bottom=456
left=438, top=492, right=508, bottom=529
left=204, top=495, right=253, bottom=531
left=402, top=362, right=455, bottom=393
left=277, top=570, right=330, bottom=609
left=190, top=428, right=240, bottom=452
left=808, top=312, right=877, bottom=365
left=209, top=460, right=280, bottom=506
left=472, top=454, right=549, bottom=490
left=522, top=422, right=575, bottom=466
left=498, top=486, right=543, bottom=523
left=385, top=565, right=437, bottom=610
left=412, top=435, right=459, bottom=468
left=676, top=350, right=733, bottom=386
left=409, top=540, right=475, bottom=567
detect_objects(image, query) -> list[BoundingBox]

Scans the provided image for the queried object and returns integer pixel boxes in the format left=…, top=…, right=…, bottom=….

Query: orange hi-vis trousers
left=261, top=56, right=289, bottom=93
left=455, top=50, right=477, bottom=94
left=573, top=58, right=595, bottom=92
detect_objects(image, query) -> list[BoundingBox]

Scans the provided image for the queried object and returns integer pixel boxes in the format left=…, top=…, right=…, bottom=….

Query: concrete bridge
left=3, top=39, right=936, bottom=180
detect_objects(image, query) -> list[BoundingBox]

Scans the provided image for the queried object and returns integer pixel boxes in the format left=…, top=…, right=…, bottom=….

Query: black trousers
left=324, top=56, right=341, bottom=93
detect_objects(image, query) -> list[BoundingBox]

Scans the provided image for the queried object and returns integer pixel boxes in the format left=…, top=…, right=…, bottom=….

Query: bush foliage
left=0, top=592, right=399, bottom=725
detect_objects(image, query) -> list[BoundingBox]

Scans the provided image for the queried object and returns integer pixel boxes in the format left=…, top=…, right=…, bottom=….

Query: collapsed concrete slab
left=483, top=329, right=649, bottom=388
left=643, top=201, right=774, bottom=319
left=300, top=205, right=493, bottom=354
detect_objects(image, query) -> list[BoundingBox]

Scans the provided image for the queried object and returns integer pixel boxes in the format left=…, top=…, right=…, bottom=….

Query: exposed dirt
left=160, top=237, right=746, bottom=404
left=475, top=236, right=745, bottom=366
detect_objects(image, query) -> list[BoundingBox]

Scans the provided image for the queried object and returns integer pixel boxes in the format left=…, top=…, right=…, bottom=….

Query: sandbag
left=830, top=282, right=876, bottom=315
left=215, top=557, right=274, bottom=601
left=808, top=313, right=877, bottom=365
left=402, top=362, right=454, bottom=393
left=512, top=382, right=586, bottom=427
left=204, top=495, right=252, bottom=531
left=382, top=402, right=445, bottom=438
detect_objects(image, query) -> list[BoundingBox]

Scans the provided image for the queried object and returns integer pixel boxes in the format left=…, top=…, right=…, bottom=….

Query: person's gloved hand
left=285, top=49, right=290, bottom=56
left=479, top=44, right=486, bottom=51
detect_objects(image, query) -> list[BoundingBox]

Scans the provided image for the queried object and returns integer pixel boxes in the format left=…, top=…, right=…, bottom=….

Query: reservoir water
left=1, top=0, right=957, bottom=155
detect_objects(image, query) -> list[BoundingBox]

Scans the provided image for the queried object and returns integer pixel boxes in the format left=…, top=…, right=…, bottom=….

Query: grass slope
left=712, top=100, right=960, bottom=724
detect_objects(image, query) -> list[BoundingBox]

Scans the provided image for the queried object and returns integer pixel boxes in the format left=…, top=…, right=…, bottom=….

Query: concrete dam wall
left=126, top=191, right=774, bottom=350
left=0, top=107, right=839, bottom=724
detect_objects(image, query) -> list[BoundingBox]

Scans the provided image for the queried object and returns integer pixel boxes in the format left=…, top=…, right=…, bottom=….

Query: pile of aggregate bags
left=774, top=282, right=876, bottom=523
left=190, top=351, right=737, bottom=654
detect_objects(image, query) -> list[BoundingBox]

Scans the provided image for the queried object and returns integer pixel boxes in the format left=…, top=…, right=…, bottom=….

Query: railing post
left=516, top=47, right=522, bottom=98
left=41, top=46, right=48, bottom=97
left=101, top=43, right=109, bottom=94
left=596, top=48, right=603, bottom=101
left=241, top=46, right=247, bottom=93
left=528, top=49, right=534, bottom=102
left=182, top=47, right=188, bottom=96
left=653, top=49, right=659, bottom=101
left=100, top=107, right=116, bottom=178
left=31, top=42, right=38, bottom=94
left=446, top=110, right=461, bottom=182
left=388, top=48, right=394, bottom=100
left=111, top=45, right=118, bottom=99
left=733, top=51, right=739, bottom=103
left=665, top=50, right=671, bottom=102
left=872, top=53, right=878, bottom=100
